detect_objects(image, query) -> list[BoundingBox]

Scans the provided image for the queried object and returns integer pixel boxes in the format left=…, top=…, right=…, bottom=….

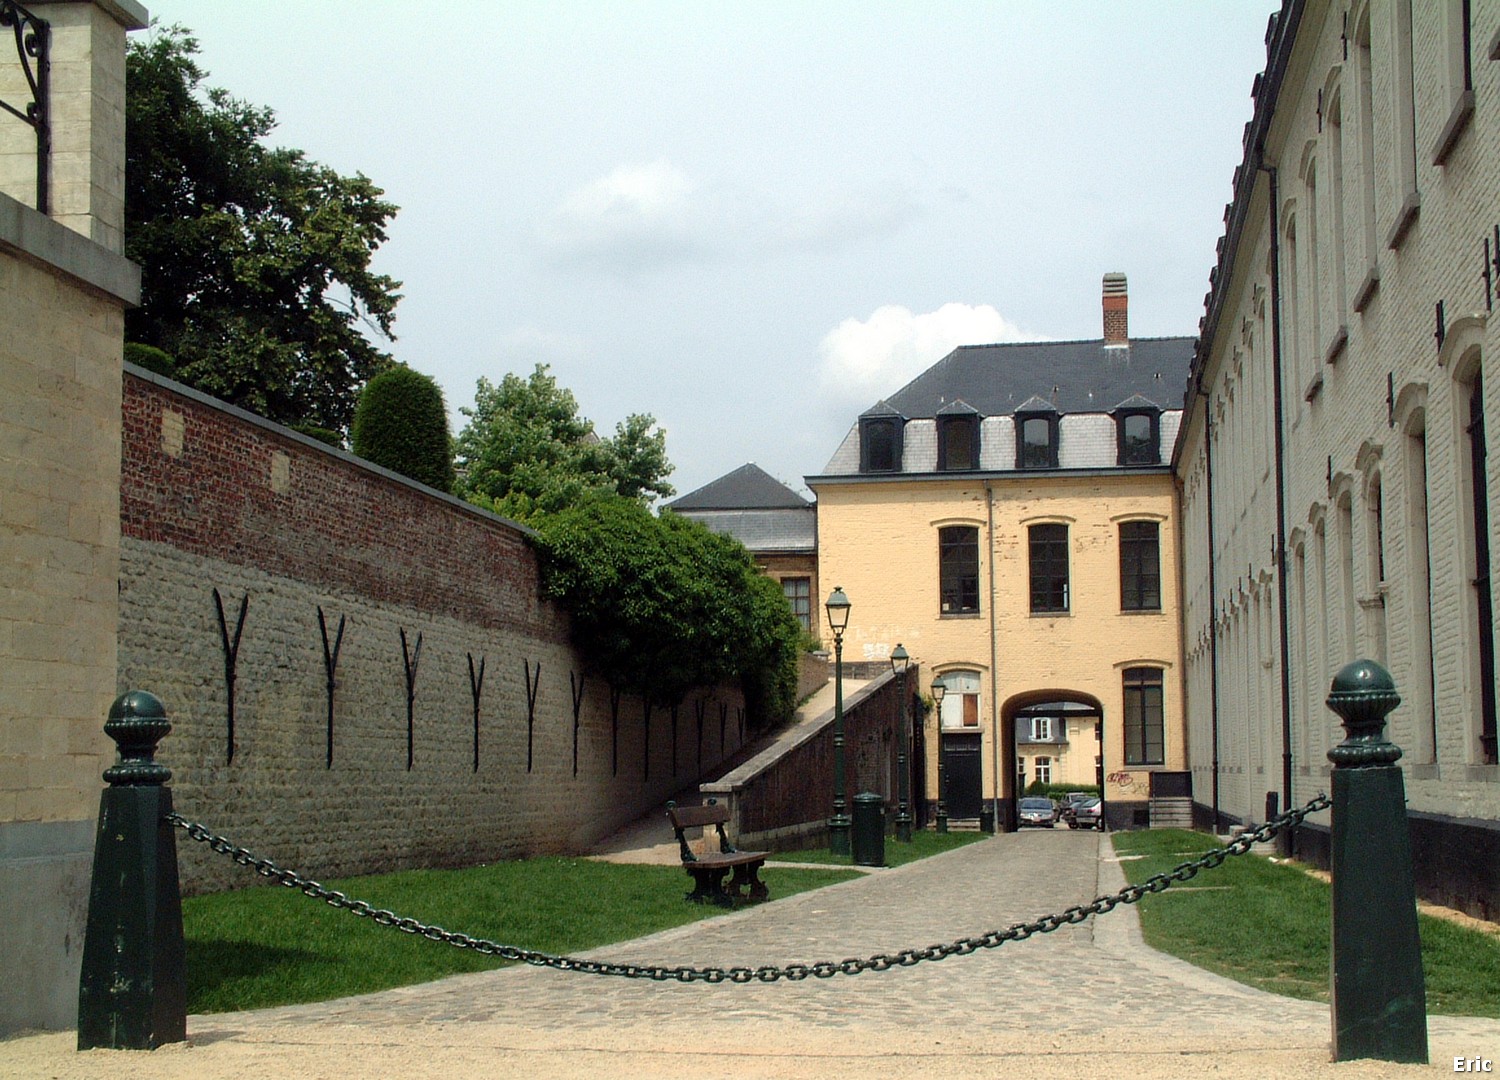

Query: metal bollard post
left=77, top=691, right=187, bottom=1050
left=1325, top=660, right=1427, bottom=1064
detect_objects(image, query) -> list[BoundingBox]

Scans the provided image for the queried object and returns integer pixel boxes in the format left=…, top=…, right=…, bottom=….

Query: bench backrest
left=666, top=801, right=730, bottom=830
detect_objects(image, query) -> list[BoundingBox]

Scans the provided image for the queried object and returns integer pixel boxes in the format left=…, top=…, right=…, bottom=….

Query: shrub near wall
left=118, top=366, right=748, bottom=893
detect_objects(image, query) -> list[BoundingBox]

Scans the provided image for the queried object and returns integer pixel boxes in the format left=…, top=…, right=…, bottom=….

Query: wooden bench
left=666, top=800, right=769, bottom=906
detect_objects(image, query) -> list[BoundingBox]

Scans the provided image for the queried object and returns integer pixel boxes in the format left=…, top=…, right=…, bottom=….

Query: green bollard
left=1325, top=660, right=1427, bottom=1064
left=77, top=691, right=187, bottom=1050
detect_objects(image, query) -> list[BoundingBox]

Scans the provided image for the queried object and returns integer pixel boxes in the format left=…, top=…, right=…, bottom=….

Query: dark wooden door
left=942, top=733, right=983, bottom=819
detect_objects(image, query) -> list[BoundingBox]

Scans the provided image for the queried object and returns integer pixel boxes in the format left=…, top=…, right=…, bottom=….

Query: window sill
left=1384, top=191, right=1420, bottom=251
left=1432, top=89, right=1475, bottom=167
left=1119, top=607, right=1163, bottom=615
left=1352, top=265, right=1380, bottom=313
left=939, top=612, right=983, bottom=620
left=1462, top=763, right=1498, bottom=781
left=1029, top=610, right=1070, bottom=618
left=1323, top=324, right=1348, bottom=366
left=1302, top=369, right=1324, bottom=403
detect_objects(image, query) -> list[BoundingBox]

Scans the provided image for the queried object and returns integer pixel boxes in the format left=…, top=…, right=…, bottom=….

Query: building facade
left=1176, top=0, right=1500, bottom=916
left=667, top=463, right=820, bottom=644
left=811, top=278, right=1192, bottom=829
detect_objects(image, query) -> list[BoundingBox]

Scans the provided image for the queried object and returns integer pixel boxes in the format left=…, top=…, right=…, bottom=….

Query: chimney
left=1103, top=272, right=1129, bottom=348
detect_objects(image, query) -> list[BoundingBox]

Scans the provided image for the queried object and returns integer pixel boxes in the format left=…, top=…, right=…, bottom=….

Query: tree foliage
left=125, top=27, right=402, bottom=431
left=454, top=364, right=674, bottom=522
left=533, top=496, right=801, bottom=727
left=351, top=366, right=455, bottom=493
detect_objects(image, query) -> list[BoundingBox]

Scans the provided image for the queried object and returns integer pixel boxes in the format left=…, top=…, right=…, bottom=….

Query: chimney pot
left=1103, top=272, right=1129, bottom=347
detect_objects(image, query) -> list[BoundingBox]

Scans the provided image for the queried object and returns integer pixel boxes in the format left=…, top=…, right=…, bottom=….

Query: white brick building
left=1176, top=0, right=1500, bottom=918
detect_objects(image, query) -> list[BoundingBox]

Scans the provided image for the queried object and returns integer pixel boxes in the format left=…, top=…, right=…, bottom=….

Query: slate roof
left=880, top=337, right=1195, bottom=419
left=681, top=509, right=817, bottom=553
left=667, top=463, right=812, bottom=511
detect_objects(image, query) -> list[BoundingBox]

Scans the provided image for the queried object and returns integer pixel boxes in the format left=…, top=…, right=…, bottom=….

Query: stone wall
left=0, top=0, right=147, bottom=1035
left=119, top=367, right=747, bottom=894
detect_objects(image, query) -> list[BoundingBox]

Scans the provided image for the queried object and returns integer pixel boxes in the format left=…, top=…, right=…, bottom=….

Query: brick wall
left=119, top=368, right=747, bottom=893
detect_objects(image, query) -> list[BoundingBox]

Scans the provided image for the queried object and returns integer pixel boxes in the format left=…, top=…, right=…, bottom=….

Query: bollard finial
left=1326, top=659, right=1402, bottom=767
left=103, top=690, right=173, bottom=785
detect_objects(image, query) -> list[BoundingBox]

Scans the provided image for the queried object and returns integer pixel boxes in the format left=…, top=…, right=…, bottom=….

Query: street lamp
left=890, top=644, right=913, bottom=842
left=825, top=587, right=852, bottom=855
left=931, top=674, right=949, bottom=834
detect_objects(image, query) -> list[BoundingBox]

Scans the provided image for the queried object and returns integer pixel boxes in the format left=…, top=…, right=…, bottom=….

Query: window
left=1465, top=374, right=1497, bottom=763
left=1034, top=756, right=1051, bottom=785
left=1016, top=757, right=1026, bottom=790
left=781, top=576, right=811, bottom=632
left=1120, top=521, right=1161, bottom=611
left=1029, top=524, right=1069, bottom=613
left=1116, top=411, right=1160, bottom=465
left=1015, top=405, right=1059, bottom=469
left=859, top=415, right=903, bottom=473
left=1123, top=667, right=1165, bottom=766
left=939, top=526, right=980, bottom=614
left=1031, top=717, right=1052, bottom=742
left=937, top=414, right=978, bottom=471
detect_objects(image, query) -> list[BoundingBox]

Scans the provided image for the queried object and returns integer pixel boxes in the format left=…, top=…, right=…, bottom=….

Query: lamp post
left=891, top=644, right=913, bottom=842
left=931, top=675, right=949, bottom=833
left=825, top=587, right=852, bottom=855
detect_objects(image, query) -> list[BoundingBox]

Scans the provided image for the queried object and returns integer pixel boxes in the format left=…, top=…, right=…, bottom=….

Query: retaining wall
left=119, top=366, right=747, bottom=893
left=703, top=669, right=907, bottom=850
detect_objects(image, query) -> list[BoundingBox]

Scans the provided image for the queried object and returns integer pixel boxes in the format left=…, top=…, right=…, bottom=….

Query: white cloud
left=817, top=303, right=1040, bottom=404
left=541, top=159, right=716, bottom=270
left=539, top=160, right=923, bottom=272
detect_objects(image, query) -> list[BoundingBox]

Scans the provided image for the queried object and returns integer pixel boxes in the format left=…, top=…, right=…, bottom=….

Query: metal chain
left=167, top=792, right=1330, bottom=984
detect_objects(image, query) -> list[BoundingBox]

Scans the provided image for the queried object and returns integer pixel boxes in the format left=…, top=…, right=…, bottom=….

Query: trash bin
left=979, top=806, right=996, bottom=834
left=852, top=792, right=886, bottom=867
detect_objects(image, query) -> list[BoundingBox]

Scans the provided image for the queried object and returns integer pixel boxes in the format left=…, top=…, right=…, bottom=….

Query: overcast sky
left=144, top=2, right=1279, bottom=499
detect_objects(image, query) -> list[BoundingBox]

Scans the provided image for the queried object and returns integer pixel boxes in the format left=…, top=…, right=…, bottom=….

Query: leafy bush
left=533, top=496, right=800, bottom=729
left=350, top=365, right=454, bottom=493
left=290, top=423, right=344, bottom=448
left=124, top=342, right=177, bottom=379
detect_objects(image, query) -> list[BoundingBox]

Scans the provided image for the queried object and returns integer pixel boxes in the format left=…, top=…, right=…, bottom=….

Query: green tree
left=125, top=26, right=402, bottom=431
left=533, top=496, right=799, bottom=727
left=350, top=366, right=455, bottom=493
left=455, top=364, right=674, bottom=521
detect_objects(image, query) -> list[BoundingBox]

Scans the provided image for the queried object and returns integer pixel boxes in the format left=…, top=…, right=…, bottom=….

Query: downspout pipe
left=1200, top=397, right=1222, bottom=829
left=986, top=482, right=1005, bottom=830
left=1260, top=160, right=1296, bottom=844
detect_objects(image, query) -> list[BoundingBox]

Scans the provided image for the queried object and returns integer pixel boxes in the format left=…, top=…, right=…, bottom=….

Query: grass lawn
left=184, top=857, right=860, bottom=1014
left=1111, top=828, right=1500, bottom=1018
left=772, top=828, right=988, bottom=867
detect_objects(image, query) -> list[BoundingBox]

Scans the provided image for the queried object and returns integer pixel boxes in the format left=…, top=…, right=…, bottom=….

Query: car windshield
left=1018, top=798, right=1053, bottom=810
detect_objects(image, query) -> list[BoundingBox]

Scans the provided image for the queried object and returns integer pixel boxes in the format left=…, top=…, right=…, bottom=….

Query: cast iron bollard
left=1326, top=660, right=1427, bottom=1064
left=77, top=691, right=187, bottom=1050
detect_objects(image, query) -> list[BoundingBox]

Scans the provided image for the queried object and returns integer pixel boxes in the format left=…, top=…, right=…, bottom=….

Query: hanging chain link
left=168, top=793, right=1330, bottom=984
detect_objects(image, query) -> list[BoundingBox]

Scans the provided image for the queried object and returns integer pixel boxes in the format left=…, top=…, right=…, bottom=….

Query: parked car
left=1068, top=796, right=1103, bottom=830
left=1017, top=796, right=1057, bottom=828
left=1059, top=792, right=1094, bottom=819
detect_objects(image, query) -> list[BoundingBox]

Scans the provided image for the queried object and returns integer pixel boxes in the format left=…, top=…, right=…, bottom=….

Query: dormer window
left=937, top=401, right=980, bottom=471
left=1014, top=398, right=1060, bottom=469
left=1112, top=396, right=1161, bottom=466
left=859, top=403, right=905, bottom=473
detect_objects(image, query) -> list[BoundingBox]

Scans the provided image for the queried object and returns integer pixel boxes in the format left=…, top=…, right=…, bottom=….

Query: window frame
left=1122, top=667, right=1166, bottom=766
left=1028, top=523, right=1070, bottom=613
left=937, top=414, right=979, bottom=471
left=859, top=416, right=903, bottom=473
left=1015, top=412, right=1059, bottom=469
left=938, top=525, right=981, bottom=615
left=1119, top=520, right=1162, bottom=611
left=1115, top=409, right=1160, bottom=466
left=781, top=576, right=812, bottom=633
left=1031, top=716, right=1052, bottom=742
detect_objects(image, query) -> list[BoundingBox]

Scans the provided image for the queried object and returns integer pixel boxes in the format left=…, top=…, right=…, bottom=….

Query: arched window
left=1122, top=667, right=1165, bottom=766
left=939, top=526, right=980, bottom=615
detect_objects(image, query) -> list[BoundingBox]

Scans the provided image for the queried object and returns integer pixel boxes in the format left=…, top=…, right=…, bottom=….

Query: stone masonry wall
left=119, top=368, right=746, bottom=894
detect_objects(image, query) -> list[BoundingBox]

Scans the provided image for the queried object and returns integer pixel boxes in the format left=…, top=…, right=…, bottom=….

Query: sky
left=142, top=2, right=1280, bottom=500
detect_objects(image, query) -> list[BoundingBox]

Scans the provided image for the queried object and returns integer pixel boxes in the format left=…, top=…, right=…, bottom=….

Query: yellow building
left=810, top=276, right=1193, bottom=829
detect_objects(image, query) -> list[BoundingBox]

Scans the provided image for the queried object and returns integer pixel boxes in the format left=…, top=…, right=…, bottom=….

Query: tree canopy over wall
left=125, top=27, right=402, bottom=431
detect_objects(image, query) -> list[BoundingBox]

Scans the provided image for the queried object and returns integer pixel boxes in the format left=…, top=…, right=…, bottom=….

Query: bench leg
left=729, top=862, right=769, bottom=902
left=685, top=866, right=732, bottom=906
